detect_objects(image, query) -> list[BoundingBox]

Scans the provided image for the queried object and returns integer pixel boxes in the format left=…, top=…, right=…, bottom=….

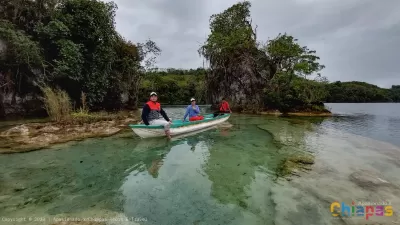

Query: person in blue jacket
left=183, top=98, right=204, bottom=121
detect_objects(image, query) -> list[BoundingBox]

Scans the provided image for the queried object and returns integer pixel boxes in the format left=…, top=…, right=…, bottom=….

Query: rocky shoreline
left=0, top=108, right=332, bottom=154
left=0, top=117, right=137, bottom=154
left=260, top=110, right=333, bottom=117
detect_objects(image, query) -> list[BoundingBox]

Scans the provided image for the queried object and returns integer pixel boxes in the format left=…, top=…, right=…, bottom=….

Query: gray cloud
left=108, top=0, right=400, bottom=87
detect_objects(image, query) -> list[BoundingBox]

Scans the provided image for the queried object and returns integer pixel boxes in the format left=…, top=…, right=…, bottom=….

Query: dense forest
left=326, top=82, right=400, bottom=103
left=140, top=71, right=400, bottom=104
left=0, top=0, right=160, bottom=118
left=0, top=0, right=398, bottom=119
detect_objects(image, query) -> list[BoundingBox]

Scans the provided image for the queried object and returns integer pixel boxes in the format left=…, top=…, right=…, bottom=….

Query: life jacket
left=146, top=101, right=161, bottom=111
left=146, top=101, right=161, bottom=121
left=219, top=101, right=229, bottom=111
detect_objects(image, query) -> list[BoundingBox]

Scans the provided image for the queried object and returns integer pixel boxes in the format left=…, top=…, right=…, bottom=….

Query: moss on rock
left=277, top=154, right=315, bottom=177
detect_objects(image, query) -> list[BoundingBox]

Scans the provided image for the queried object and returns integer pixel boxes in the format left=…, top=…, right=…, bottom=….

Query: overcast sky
left=109, top=0, right=400, bottom=88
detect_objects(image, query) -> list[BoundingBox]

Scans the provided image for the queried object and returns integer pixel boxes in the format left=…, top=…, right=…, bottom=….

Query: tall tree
left=35, top=0, right=118, bottom=107
left=262, top=33, right=326, bottom=111
left=199, top=1, right=275, bottom=112
left=0, top=20, right=43, bottom=104
left=0, top=0, right=61, bottom=35
left=0, top=0, right=163, bottom=116
left=265, top=33, right=325, bottom=84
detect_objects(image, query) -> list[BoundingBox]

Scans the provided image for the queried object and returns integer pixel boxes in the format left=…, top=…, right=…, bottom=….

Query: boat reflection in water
left=132, top=122, right=233, bottom=178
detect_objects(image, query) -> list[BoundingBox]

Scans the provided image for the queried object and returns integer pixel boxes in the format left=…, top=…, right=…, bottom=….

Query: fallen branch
left=0, top=82, right=11, bottom=88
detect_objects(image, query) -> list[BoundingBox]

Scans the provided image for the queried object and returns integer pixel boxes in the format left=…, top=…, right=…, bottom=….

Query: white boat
left=129, top=113, right=230, bottom=138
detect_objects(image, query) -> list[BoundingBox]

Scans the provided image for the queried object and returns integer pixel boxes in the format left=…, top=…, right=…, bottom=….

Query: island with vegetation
left=0, top=0, right=399, bottom=153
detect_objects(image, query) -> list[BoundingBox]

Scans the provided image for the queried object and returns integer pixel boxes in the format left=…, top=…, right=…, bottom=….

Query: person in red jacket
left=141, top=92, right=172, bottom=139
left=213, top=98, right=232, bottom=117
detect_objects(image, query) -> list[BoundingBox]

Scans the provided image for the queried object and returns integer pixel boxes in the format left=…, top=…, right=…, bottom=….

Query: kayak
left=129, top=113, right=230, bottom=138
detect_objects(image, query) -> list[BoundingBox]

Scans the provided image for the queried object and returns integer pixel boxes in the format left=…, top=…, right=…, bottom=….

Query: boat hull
left=130, top=114, right=230, bottom=138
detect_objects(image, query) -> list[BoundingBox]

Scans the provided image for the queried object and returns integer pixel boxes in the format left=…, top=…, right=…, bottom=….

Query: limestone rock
left=1, top=116, right=134, bottom=154
left=29, top=133, right=59, bottom=144
left=1, top=125, right=29, bottom=136
left=73, top=126, right=86, bottom=133
left=39, top=125, right=61, bottom=133
left=101, top=127, right=121, bottom=135
left=124, top=118, right=136, bottom=123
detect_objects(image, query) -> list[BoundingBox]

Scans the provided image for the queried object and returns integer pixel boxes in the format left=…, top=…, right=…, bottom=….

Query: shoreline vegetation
left=0, top=0, right=398, bottom=152
left=260, top=111, right=333, bottom=117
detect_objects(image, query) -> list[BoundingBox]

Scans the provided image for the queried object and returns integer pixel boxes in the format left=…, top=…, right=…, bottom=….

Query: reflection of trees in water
left=1, top=117, right=321, bottom=218
left=144, top=127, right=224, bottom=178
left=146, top=153, right=166, bottom=178
left=203, top=118, right=317, bottom=208
left=186, top=136, right=201, bottom=151
left=141, top=137, right=207, bottom=178
left=143, top=133, right=206, bottom=177
left=138, top=139, right=178, bottom=178
left=203, top=124, right=279, bottom=207
left=0, top=136, right=177, bottom=216
left=387, top=117, right=400, bottom=143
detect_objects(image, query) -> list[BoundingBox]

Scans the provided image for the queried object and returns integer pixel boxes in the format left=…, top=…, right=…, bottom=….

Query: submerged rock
left=349, top=170, right=394, bottom=191
left=13, top=187, right=26, bottom=192
left=290, top=155, right=314, bottom=165
left=238, top=199, right=248, bottom=209
left=278, top=155, right=315, bottom=177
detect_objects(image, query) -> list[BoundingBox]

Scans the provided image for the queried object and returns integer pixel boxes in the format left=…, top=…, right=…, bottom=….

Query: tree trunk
left=11, top=91, right=16, bottom=104
left=0, top=91, right=5, bottom=118
left=127, top=94, right=138, bottom=110
left=127, top=81, right=140, bottom=110
left=126, top=75, right=143, bottom=110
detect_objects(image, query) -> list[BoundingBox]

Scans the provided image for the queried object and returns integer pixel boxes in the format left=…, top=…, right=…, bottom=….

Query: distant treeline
left=326, top=81, right=400, bottom=103
left=141, top=71, right=400, bottom=104
left=139, top=70, right=207, bottom=105
left=147, top=68, right=209, bottom=76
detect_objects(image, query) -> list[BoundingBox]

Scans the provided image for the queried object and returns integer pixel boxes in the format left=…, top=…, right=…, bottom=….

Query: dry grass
left=41, top=86, right=72, bottom=122
left=69, top=110, right=132, bottom=125
left=40, top=87, right=136, bottom=125
left=77, top=91, right=89, bottom=114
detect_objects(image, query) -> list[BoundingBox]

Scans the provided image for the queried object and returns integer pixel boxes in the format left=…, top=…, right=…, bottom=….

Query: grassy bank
left=0, top=87, right=138, bottom=154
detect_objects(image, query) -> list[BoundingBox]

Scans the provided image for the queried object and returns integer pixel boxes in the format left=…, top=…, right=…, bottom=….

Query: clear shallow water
left=1, top=104, right=400, bottom=225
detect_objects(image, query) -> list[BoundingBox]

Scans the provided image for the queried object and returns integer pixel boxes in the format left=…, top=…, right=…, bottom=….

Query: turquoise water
left=1, top=104, right=400, bottom=225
